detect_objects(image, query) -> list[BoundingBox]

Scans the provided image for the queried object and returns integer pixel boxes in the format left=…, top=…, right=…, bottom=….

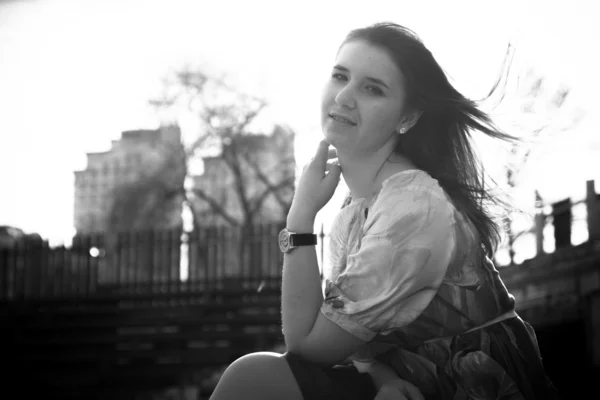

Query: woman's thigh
left=210, top=351, right=304, bottom=400
left=284, top=352, right=376, bottom=400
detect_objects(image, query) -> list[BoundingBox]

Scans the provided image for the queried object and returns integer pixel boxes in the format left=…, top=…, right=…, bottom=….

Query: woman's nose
left=334, top=85, right=356, bottom=109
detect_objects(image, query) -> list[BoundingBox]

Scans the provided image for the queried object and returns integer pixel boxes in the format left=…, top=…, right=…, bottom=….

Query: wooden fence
left=0, top=222, right=287, bottom=300
left=495, top=179, right=600, bottom=265
left=534, top=180, right=600, bottom=252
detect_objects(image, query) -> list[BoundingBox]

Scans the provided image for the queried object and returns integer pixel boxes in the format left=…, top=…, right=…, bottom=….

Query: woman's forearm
left=281, top=210, right=324, bottom=352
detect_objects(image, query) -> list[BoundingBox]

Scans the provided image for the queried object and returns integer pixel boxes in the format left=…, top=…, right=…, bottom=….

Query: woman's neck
left=337, top=148, right=416, bottom=201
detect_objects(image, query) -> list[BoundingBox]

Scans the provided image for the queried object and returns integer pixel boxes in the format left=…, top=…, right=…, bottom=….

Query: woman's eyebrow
left=333, top=65, right=390, bottom=89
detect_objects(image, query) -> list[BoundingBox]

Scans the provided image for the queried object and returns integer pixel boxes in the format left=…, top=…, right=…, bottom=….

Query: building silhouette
left=73, top=125, right=182, bottom=234
left=74, top=124, right=295, bottom=235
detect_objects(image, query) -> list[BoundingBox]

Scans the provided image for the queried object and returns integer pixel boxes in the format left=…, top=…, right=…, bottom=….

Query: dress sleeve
left=320, top=185, right=457, bottom=342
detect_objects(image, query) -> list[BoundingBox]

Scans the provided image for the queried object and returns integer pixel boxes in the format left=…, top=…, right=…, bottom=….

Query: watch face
left=279, top=229, right=291, bottom=253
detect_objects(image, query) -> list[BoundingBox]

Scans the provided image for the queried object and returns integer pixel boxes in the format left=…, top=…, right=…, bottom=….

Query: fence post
left=157, top=230, right=166, bottom=292
left=587, top=180, right=600, bottom=242
left=0, top=248, right=8, bottom=300
left=23, top=238, right=31, bottom=298
left=115, top=232, right=123, bottom=286
left=69, top=235, right=83, bottom=296
left=58, top=245, right=67, bottom=297
left=135, top=230, right=143, bottom=288
left=170, top=228, right=181, bottom=292
left=535, top=213, right=545, bottom=256
left=40, top=240, right=49, bottom=297
left=552, top=198, right=572, bottom=249
left=121, top=232, right=130, bottom=288
left=89, top=234, right=99, bottom=295
left=71, top=234, right=81, bottom=297
left=18, top=240, right=26, bottom=298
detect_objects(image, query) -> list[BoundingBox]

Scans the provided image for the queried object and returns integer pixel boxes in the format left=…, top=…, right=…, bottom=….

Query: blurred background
left=1, top=0, right=599, bottom=399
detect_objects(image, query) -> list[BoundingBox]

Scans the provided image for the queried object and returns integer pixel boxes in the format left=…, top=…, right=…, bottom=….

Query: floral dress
left=286, top=170, right=558, bottom=400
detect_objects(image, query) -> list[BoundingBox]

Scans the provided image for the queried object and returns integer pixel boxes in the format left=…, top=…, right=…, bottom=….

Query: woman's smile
left=329, top=112, right=357, bottom=126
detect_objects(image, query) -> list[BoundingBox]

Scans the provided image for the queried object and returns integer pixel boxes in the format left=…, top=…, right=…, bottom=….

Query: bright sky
left=1, top=0, right=599, bottom=260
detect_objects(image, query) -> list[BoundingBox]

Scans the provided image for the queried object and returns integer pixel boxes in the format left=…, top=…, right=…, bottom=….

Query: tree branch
left=234, top=101, right=267, bottom=133
left=223, top=143, right=254, bottom=222
left=242, top=153, right=295, bottom=211
left=145, top=67, right=296, bottom=231
left=250, top=176, right=296, bottom=216
left=191, top=187, right=239, bottom=227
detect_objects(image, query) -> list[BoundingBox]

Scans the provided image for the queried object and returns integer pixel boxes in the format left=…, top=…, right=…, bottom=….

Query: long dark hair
left=344, top=22, right=515, bottom=256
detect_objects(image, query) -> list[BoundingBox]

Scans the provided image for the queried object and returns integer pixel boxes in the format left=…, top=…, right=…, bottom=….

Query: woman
left=210, top=22, right=558, bottom=400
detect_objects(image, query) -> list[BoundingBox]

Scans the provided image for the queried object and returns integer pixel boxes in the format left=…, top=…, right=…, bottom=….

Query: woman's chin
left=322, top=130, right=344, bottom=149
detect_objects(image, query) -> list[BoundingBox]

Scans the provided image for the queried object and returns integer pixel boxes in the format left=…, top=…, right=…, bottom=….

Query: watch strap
left=289, top=233, right=318, bottom=247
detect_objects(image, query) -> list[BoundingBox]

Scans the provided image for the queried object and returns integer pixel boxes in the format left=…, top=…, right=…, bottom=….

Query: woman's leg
left=209, top=351, right=304, bottom=400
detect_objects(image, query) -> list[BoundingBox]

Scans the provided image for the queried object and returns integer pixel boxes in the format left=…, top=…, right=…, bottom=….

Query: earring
left=399, top=127, right=407, bottom=134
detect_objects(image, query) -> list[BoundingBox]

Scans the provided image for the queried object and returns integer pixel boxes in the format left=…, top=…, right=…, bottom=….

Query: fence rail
left=0, top=222, right=287, bottom=301
left=495, top=179, right=600, bottom=265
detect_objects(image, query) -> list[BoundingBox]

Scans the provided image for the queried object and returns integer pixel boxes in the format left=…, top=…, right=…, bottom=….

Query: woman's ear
left=396, top=109, right=423, bottom=134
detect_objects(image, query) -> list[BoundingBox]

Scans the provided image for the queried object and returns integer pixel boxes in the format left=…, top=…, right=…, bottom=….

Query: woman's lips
left=329, top=113, right=356, bottom=125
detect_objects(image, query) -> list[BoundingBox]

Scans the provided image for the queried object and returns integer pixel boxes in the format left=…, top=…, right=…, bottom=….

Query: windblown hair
left=345, top=22, right=515, bottom=256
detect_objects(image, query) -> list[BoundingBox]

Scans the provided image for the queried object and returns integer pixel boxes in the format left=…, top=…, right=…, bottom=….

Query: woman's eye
left=332, top=73, right=347, bottom=81
left=366, top=85, right=384, bottom=96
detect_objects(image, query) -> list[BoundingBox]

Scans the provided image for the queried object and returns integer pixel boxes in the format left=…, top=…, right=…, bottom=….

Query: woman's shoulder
left=381, top=169, right=444, bottom=195
left=371, top=169, right=454, bottom=218
left=346, top=170, right=458, bottom=244
left=333, top=170, right=458, bottom=238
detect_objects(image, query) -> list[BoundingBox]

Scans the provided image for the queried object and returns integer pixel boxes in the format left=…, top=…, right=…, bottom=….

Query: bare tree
left=499, top=69, right=585, bottom=263
left=148, top=67, right=296, bottom=231
left=107, top=68, right=295, bottom=234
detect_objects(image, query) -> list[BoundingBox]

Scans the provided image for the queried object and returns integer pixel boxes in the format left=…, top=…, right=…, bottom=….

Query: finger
left=372, top=387, right=389, bottom=400
left=325, top=159, right=341, bottom=172
left=325, top=161, right=341, bottom=180
left=311, top=140, right=330, bottom=171
left=374, top=388, right=407, bottom=400
left=404, top=383, right=425, bottom=400
left=323, top=162, right=342, bottom=192
left=327, top=147, right=338, bottom=160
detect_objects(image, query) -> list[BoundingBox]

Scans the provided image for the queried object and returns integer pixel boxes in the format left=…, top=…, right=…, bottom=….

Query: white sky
left=0, top=0, right=599, bottom=258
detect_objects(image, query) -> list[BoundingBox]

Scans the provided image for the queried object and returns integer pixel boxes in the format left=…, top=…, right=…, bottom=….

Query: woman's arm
left=281, top=141, right=341, bottom=351
left=354, top=360, right=424, bottom=400
left=281, top=210, right=323, bottom=350
left=279, top=142, right=371, bottom=365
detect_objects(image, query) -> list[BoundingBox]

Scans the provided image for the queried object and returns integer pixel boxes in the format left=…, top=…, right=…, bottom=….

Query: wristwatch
left=278, top=228, right=317, bottom=253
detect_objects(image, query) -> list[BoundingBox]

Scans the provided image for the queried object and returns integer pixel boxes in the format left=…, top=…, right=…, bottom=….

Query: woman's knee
left=211, top=351, right=303, bottom=400
left=223, top=351, right=284, bottom=378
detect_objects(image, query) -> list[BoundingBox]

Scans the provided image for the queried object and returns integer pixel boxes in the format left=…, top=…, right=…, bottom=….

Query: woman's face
left=321, top=39, right=409, bottom=156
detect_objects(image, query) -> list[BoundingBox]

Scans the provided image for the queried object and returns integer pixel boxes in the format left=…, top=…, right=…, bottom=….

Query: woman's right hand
left=373, top=377, right=425, bottom=400
left=287, top=140, right=341, bottom=225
